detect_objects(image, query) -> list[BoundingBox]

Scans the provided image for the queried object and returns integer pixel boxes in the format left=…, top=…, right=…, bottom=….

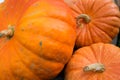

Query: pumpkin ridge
left=9, top=63, right=16, bottom=80
left=91, top=1, right=114, bottom=17
left=15, top=39, right=66, bottom=64
left=87, top=23, right=97, bottom=43
left=15, top=32, right=73, bottom=52
left=107, top=55, right=120, bottom=66
left=18, top=1, right=76, bottom=30
left=94, top=17, right=120, bottom=28
left=76, top=0, right=85, bottom=13
left=8, top=46, right=17, bottom=80
left=3, top=57, right=14, bottom=79
left=15, top=39, right=64, bottom=66
left=88, top=74, right=98, bottom=80
left=91, top=24, right=112, bottom=42
left=107, top=63, right=120, bottom=74
left=91, top=22, right=113, bottom=39
left=76, top=24, right=94, bottom=46
left=94, top=21, right=119, bottom=39
left=103, top=44, right=120, bottom=65
left=84, top=26, right=93, bottom=46
left=93, top=16, right=120, bottom=21
left=20, top=15, right=76, bottom=31
left=89, top=0, right=96, bottom=14
left=12, top=42, right=40, bottom=79
left=4, top=43, right=15, bottom=80
left=9, top=49, right=19, bottom=80
left=75, top=50, right=92, bottom=64
left=20, top=15, right=75, bottom=29
left=16, top=18, right=75, bottom=47
left=70, top=6, right=81, bottom=15
left=14, top=40, right=64, bottom=80
left=5, top=40, right=38, bottom=80
left=29, top=16, right=76, bottom=30
left=0, top=38, right=9, bottom=50
left=15, top=34, right=73, bottom=64
left=76, top=25, right=87, bottom=46
left=0, top=42, right=9, bottom=60
left=47, top=16, right=75, bottom=30
left=40, top=33, right=73, bottom=47
left=90, top=45, right=102, bottom=63
left=87, top=24, right=94, bottom=44
left=15, top=32, right=74, bottom=49
left=104, top=72, right=116, bottom=80
left=86, top=25, right=93, bottom=45
left=80, top=0, right=92, bottom=13
left=93, top=14, right=120, bottom=21
left=0, top=42, right=16, bottom=80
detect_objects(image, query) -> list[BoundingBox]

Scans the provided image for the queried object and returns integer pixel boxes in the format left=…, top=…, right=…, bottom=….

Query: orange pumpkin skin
left=64, top=0, right=120, bottom=47
left=65, top=43, right=120, bottom=80
left=0, top=0, right=76, bottom=80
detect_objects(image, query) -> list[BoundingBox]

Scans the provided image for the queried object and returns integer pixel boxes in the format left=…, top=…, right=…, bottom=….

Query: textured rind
left=64, top=0, right=120, bottom=47
left=0, top=0, right=76, bottom=80
left=65, top=43, right=120, bottom=80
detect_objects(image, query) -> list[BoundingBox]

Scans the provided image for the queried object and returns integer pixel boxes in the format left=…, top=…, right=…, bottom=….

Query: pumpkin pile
left=0, top=0, right=120, bottom=80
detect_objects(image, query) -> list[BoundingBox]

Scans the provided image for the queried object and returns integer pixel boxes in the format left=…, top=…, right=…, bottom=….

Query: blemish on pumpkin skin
left=30, top=63, right=35, bottom=70
left=21, top=28, right=25, bottom=31
left=39, top=41, right=42, bottom=46
left=39, top=41, right=43, bottom=55
left=20, top=77, right=24, bottom=80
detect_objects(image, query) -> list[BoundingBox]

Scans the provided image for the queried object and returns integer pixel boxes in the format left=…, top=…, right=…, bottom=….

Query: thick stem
left=76, top=14, right=91, bottom=26
left=0, top=25, right=14, bottom=38
left=83, top=63, right=105, bottom=73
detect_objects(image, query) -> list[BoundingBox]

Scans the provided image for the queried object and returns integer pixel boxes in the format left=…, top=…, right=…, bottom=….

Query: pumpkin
left=65, top=43, right=120, bottom=80
left=64, top=0, right=120, bottom=47
left=0, top=0, right=76, bottom=80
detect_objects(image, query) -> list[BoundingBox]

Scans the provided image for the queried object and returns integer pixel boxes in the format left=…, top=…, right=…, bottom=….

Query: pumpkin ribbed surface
left=65, top=43, right=120, bottom=80
left=64, top=0, right=120, bottom=47
left=0, top=0, right=76, bottom=80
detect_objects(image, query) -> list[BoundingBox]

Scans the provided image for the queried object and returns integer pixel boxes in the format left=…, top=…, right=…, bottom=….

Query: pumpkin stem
left=83, top=63, right=105, bottom=73
left=76, top=14, right=91, bottom=26
left=0, top=25, right=14, bottom=38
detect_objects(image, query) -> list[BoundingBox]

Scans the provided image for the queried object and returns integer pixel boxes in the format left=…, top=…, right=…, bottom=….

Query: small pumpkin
left=64, top=0, right=120, bottom=47
left=0, top=0, right=76, bottom=80
left=65, top=43, right=120, bottom=80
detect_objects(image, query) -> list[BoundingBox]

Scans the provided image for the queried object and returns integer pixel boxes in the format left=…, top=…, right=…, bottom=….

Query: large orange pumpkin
left=64, top=0, right=120, bottom=47
left=65, top=43, right=120, bottom=80
left=0, top=0, right=76, bottom=80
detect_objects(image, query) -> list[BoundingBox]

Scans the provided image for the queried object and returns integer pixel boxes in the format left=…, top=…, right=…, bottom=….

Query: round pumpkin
left=64, top=0, right=120, bottom=47
left=65, top=43, right=120, bottom=80
left=0, top=0, right=76, bottom=80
